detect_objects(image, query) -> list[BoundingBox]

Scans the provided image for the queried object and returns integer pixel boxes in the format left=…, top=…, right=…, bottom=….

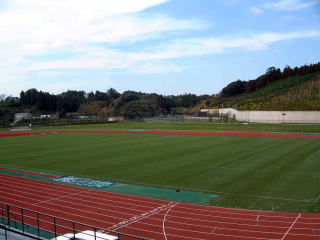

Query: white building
left=200, top=109, right=219, bottom=115
left=14, top=112, right=32, bottom=121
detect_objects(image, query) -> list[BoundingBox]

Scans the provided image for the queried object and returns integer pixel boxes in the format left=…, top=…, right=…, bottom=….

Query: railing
left=0, top=202, right=146, bottom=240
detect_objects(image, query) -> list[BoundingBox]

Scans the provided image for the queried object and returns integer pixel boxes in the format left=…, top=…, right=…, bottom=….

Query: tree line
left=0, top=88, right=209, bottom=126
left=1, top=62, right=319, bottom=127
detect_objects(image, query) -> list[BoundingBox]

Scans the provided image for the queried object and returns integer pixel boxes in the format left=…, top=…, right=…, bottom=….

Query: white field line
left=108, top=202, right=177, bottom=232
left=281, top=213, right=301, bottom=240
left=34, top=189, right=91, bottom=205
left=304, top=148, right=320, bottom=162
left=163, top=203, right=178, bottom=240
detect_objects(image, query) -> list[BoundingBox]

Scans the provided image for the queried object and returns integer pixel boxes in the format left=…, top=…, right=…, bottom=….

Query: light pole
left=221, top=104, right=224, bottom=124
left=282, top=113, right=286, bottom=124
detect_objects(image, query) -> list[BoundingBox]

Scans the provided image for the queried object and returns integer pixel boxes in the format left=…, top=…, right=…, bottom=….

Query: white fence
left=218, top=108, right=320, bottom=124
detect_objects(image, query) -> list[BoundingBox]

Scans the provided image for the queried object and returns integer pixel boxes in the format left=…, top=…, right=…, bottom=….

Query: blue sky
left=0, top=0, right=319, bottom=96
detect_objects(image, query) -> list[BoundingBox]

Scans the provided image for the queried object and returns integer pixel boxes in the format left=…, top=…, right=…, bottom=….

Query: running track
left=0, top=173, right=320, bottom=240
left=1, top=130, right=320, bottom=139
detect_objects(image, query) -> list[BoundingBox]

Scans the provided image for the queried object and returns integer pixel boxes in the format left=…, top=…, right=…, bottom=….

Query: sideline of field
left=1, top=129, right=320, bottom=139
left=33, top=122, right=320, bottom=133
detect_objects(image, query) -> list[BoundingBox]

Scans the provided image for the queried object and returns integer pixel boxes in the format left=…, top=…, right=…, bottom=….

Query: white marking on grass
left=281, top=213, right=301, bottom=240
left=304, top=148, right=320, bottom=162
left=163, top=203, right=178, bottom=240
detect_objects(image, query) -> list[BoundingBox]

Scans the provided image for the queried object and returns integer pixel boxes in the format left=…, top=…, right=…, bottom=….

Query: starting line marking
left=108, top=202, right=177, bottom=232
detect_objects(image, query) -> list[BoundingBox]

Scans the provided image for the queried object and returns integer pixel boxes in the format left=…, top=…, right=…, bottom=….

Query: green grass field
left=33, top=121, right=320, bottom=133
left=1, top=123, right=320, bottom=213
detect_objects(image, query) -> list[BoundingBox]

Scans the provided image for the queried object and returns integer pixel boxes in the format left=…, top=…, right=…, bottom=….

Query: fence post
left=6, top=205, right=10, bottom=228
left=54, top=217, right=57, bottom=239
left=0, top=209, right=2, bottom=224
left=21, top=208, right=24, bottom=233
left=5, top=225, right=8, bottom=240
left=94, top=227, right=96, bottom=240
left=37, top=213, right=40, bottom=237
left=73, top=222, right=76, bottom=239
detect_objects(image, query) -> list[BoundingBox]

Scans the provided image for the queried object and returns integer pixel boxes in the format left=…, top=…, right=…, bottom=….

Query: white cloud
left=32, top=78, right=118, bottom=95
left=2, top=29, right=320, bottom=76
left=0, top=0, right=204, bottom=61
left=0, top=0, right=203, bottom=57
left=264, top=0, right=320, bottom=11
left=250, top=7, right=263, bottom=15
left=130, top=30, right=320, bottom=60
left=0, top=0, right=206, bottom=94
left=132, top=63, right=186, bottom=74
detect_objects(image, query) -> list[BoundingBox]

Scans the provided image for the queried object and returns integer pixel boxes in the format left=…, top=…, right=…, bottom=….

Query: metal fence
left=127, top=115, right=228, bottom=123
left=0, top=202, right=146, bottom=240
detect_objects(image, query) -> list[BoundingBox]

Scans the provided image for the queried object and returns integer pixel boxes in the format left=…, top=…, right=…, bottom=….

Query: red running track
left=0, top=167, right=58, bottom=178
left=1, top=130, right=320, bottom=139
left=0, top=173, right=320, bottom=240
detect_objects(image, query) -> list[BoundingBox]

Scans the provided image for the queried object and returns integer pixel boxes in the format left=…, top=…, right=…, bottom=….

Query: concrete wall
left=218, top=108, right=320, bottom=124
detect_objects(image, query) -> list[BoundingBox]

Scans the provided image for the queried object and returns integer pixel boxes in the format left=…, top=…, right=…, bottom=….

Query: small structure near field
left=200, top=109, right=219, bottom=116
left=40, top=114, right=52, bottom=119
left=14, top=112, right=32, bottom=121
left=108, top=117, right=124, bottom=122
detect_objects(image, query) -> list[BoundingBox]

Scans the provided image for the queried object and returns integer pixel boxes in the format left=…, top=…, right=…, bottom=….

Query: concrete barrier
left=218, top=108, right=320, bottom=124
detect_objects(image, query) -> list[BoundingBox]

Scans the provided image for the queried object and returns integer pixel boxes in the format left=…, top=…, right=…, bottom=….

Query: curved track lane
left=0, top=173, right=319, bottom=240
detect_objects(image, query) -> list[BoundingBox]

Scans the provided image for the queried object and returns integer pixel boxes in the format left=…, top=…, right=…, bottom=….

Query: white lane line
left=163, top=202, right=178, bottom=240
left=34, top=190, right=90, bottom=205
left=281, top=213, right=301, bottom=240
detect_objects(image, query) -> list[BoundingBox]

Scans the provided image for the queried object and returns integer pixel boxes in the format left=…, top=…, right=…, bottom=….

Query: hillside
left=204, top=66, right=320, bottom=111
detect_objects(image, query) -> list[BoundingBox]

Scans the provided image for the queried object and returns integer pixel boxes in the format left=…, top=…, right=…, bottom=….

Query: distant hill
left=201, top=63, right=320, bottom=111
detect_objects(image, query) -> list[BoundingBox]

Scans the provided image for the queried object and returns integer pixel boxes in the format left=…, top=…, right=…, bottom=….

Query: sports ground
left=0, top=122, right=320, bottom=239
